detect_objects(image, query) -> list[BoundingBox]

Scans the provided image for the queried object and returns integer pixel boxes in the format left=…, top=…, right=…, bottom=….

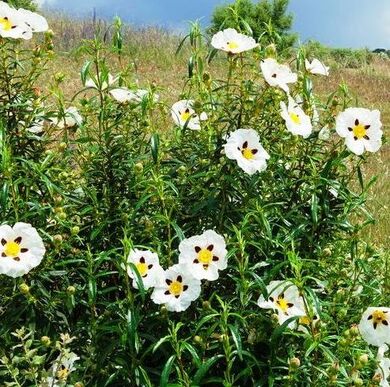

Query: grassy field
left=47, top=15, right=389, bottom=249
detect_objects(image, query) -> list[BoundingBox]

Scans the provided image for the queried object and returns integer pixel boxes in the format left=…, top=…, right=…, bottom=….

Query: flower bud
left=177, top=165, right=187, bottom=175
left=19, top=283, right=30, bottom=294
left=40, top=336, right=51, bottom=346
left=193, top=335, right=203, bottom=345
left=134, top=162, right=144, bottom=174
left=289, top=357, right=301, bottom=369
left=323, top=247, right=332, bottom=256
left=349, top=325, right=360, bottom=337
left=353, top=377, right=363, bottom=386
left=67, top=286, right=76, bottom=295
left=202, top=301, right=211, bottom=310
left=59, top=142, right=67, bottom=151
left=74, top=383, right=84, bottom=387
left=264, top=43, right=276, bottom=57
left=71, top=226, right=80, bottom=235
left=53, top=234, right=63, bottom=244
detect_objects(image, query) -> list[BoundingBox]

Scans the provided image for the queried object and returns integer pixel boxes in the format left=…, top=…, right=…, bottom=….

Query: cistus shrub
left=0, top=8, right=388, bottom=387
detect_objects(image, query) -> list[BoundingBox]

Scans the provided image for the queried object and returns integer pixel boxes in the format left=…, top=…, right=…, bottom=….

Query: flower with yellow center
left=289, top=112, right=301, bottom=125
left=0, top=2, right=48, bottom=40
left=171, top=100, right=207, bottom=130
left=359, top=307, right=390, bottom=347
left=336, top=108, right=383, bottom=155
left=211, top=28, right=258, bottom=54
left=45, top=350, right=79, bottom=386
left=151, top=264, right=201, bottom=312
left=280, top=97, right=312, bottom=138
left=224, top=129, right=270, bottom=175
left=257, top=280, right=306, bottom=328
left=0, top=223, right=45, bottom=278
left=179, top=230, right=228, bottom=281
left=124, top=249, right=164, bottom=290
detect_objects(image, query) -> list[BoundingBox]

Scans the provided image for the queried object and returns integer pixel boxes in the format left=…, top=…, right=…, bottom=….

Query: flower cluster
left=125, top=230, right=228, bottom=312
left=0, top=1, right=48, bottom=40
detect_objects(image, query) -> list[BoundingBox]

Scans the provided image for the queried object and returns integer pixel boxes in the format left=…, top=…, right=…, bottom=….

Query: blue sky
left=38, top=0, right=390, bottom=49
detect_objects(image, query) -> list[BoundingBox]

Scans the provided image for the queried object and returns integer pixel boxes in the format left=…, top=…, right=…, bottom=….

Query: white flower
left=0, top=2, right=32, bottom=40
left=280, top=97, right=312, bottom=138
left=44, top=350, right=79, bottom=387
left=110, top=88, right=159, bottom=104
left=178, top=230, right=227, bottom=281
left=55, top=107, right=83, bottom=129
left=211, top=28, right=258, bottom=54
left=335, top=107, right=382, bottom=155
left=305, top=58, right=329, bottom=76
left=17, top=8, right=48, bottom=32
left=0, top=222, right=45, bottom=278
left=124, top=249, right=164, bottom=290
left=224, top=128, right=270, bottom=175
left=359, top=307, right=390, bottom=347
left=151, top=264, right=201, bottom=312
left=375, top=345, right=390, bottom=387
left=257, top=280, right=306, bottom=328
left=85, top=73, right=117, bottom=90
left=171, top=100, right=207, bottom=130
left=27, top=119, right=45, bottom=134
left=260, top=58, right=297, bottom=93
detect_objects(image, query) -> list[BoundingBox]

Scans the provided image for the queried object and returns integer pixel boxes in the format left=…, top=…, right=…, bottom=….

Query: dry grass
left=44, top=15, right=389, bottom=248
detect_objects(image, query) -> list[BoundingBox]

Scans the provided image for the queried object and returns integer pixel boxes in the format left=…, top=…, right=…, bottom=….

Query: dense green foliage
left=0, top=19, right=388, bottom=387
left=209, top=0, right=297, bottom=53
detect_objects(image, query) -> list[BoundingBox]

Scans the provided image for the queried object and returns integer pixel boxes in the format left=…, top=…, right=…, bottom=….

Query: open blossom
left=260, top=58, right=297, bottom=93
left=43, top=350, right=79, bottom=387
left=110, top=88, right=159, bottom=104
left=224, top=128, right=270, bottom=175
left=375, top=345, right=390, bottom=387
left=336, top=107, right=382, bottom=155
left=305, top=58, right=329, bottom=76
left=0, top=2, right=48, bottom=40
left=0, top=222, right=45, bottom=278
left=359, top=307, right=390, bottom=347
left=151, top=264, right=201, bottom=312
left=178, top=230, right=227, bottom=281
left=257, top=280, right=306, bottom=328
left=171, top=100, right=207, bottom=130
left=124, top=249, right=164, bottom=290
left=280, top=97, right=313, bottom=138
left=211, top=28, right=258, bottom=54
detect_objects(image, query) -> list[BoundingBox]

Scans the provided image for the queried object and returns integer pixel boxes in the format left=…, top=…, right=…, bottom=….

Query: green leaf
left=193, top=355, right=223, bottom=385
left=160, top=355, right=176, bottom=387
left=150, top=133, right=160, bottom=164
left=228, top=324, right=242, bottom=360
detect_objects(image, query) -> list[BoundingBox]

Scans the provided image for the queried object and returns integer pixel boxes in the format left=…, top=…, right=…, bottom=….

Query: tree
left=209, top=0, right=296, bottom=52
left=5, top=0, right=37, bottom=10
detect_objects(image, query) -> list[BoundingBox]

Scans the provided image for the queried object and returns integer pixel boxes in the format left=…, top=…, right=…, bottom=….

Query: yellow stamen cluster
left=4, top=241, right=21, bottom=257
left=0, top=17, right=13, bottom=31
left=289, top=112, right=301, bottom=125
left=242, top=148, right=254, bottom=160
left=169, top=281, right=183, bottom=296
left=197, top=248, right=213, bottom=264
